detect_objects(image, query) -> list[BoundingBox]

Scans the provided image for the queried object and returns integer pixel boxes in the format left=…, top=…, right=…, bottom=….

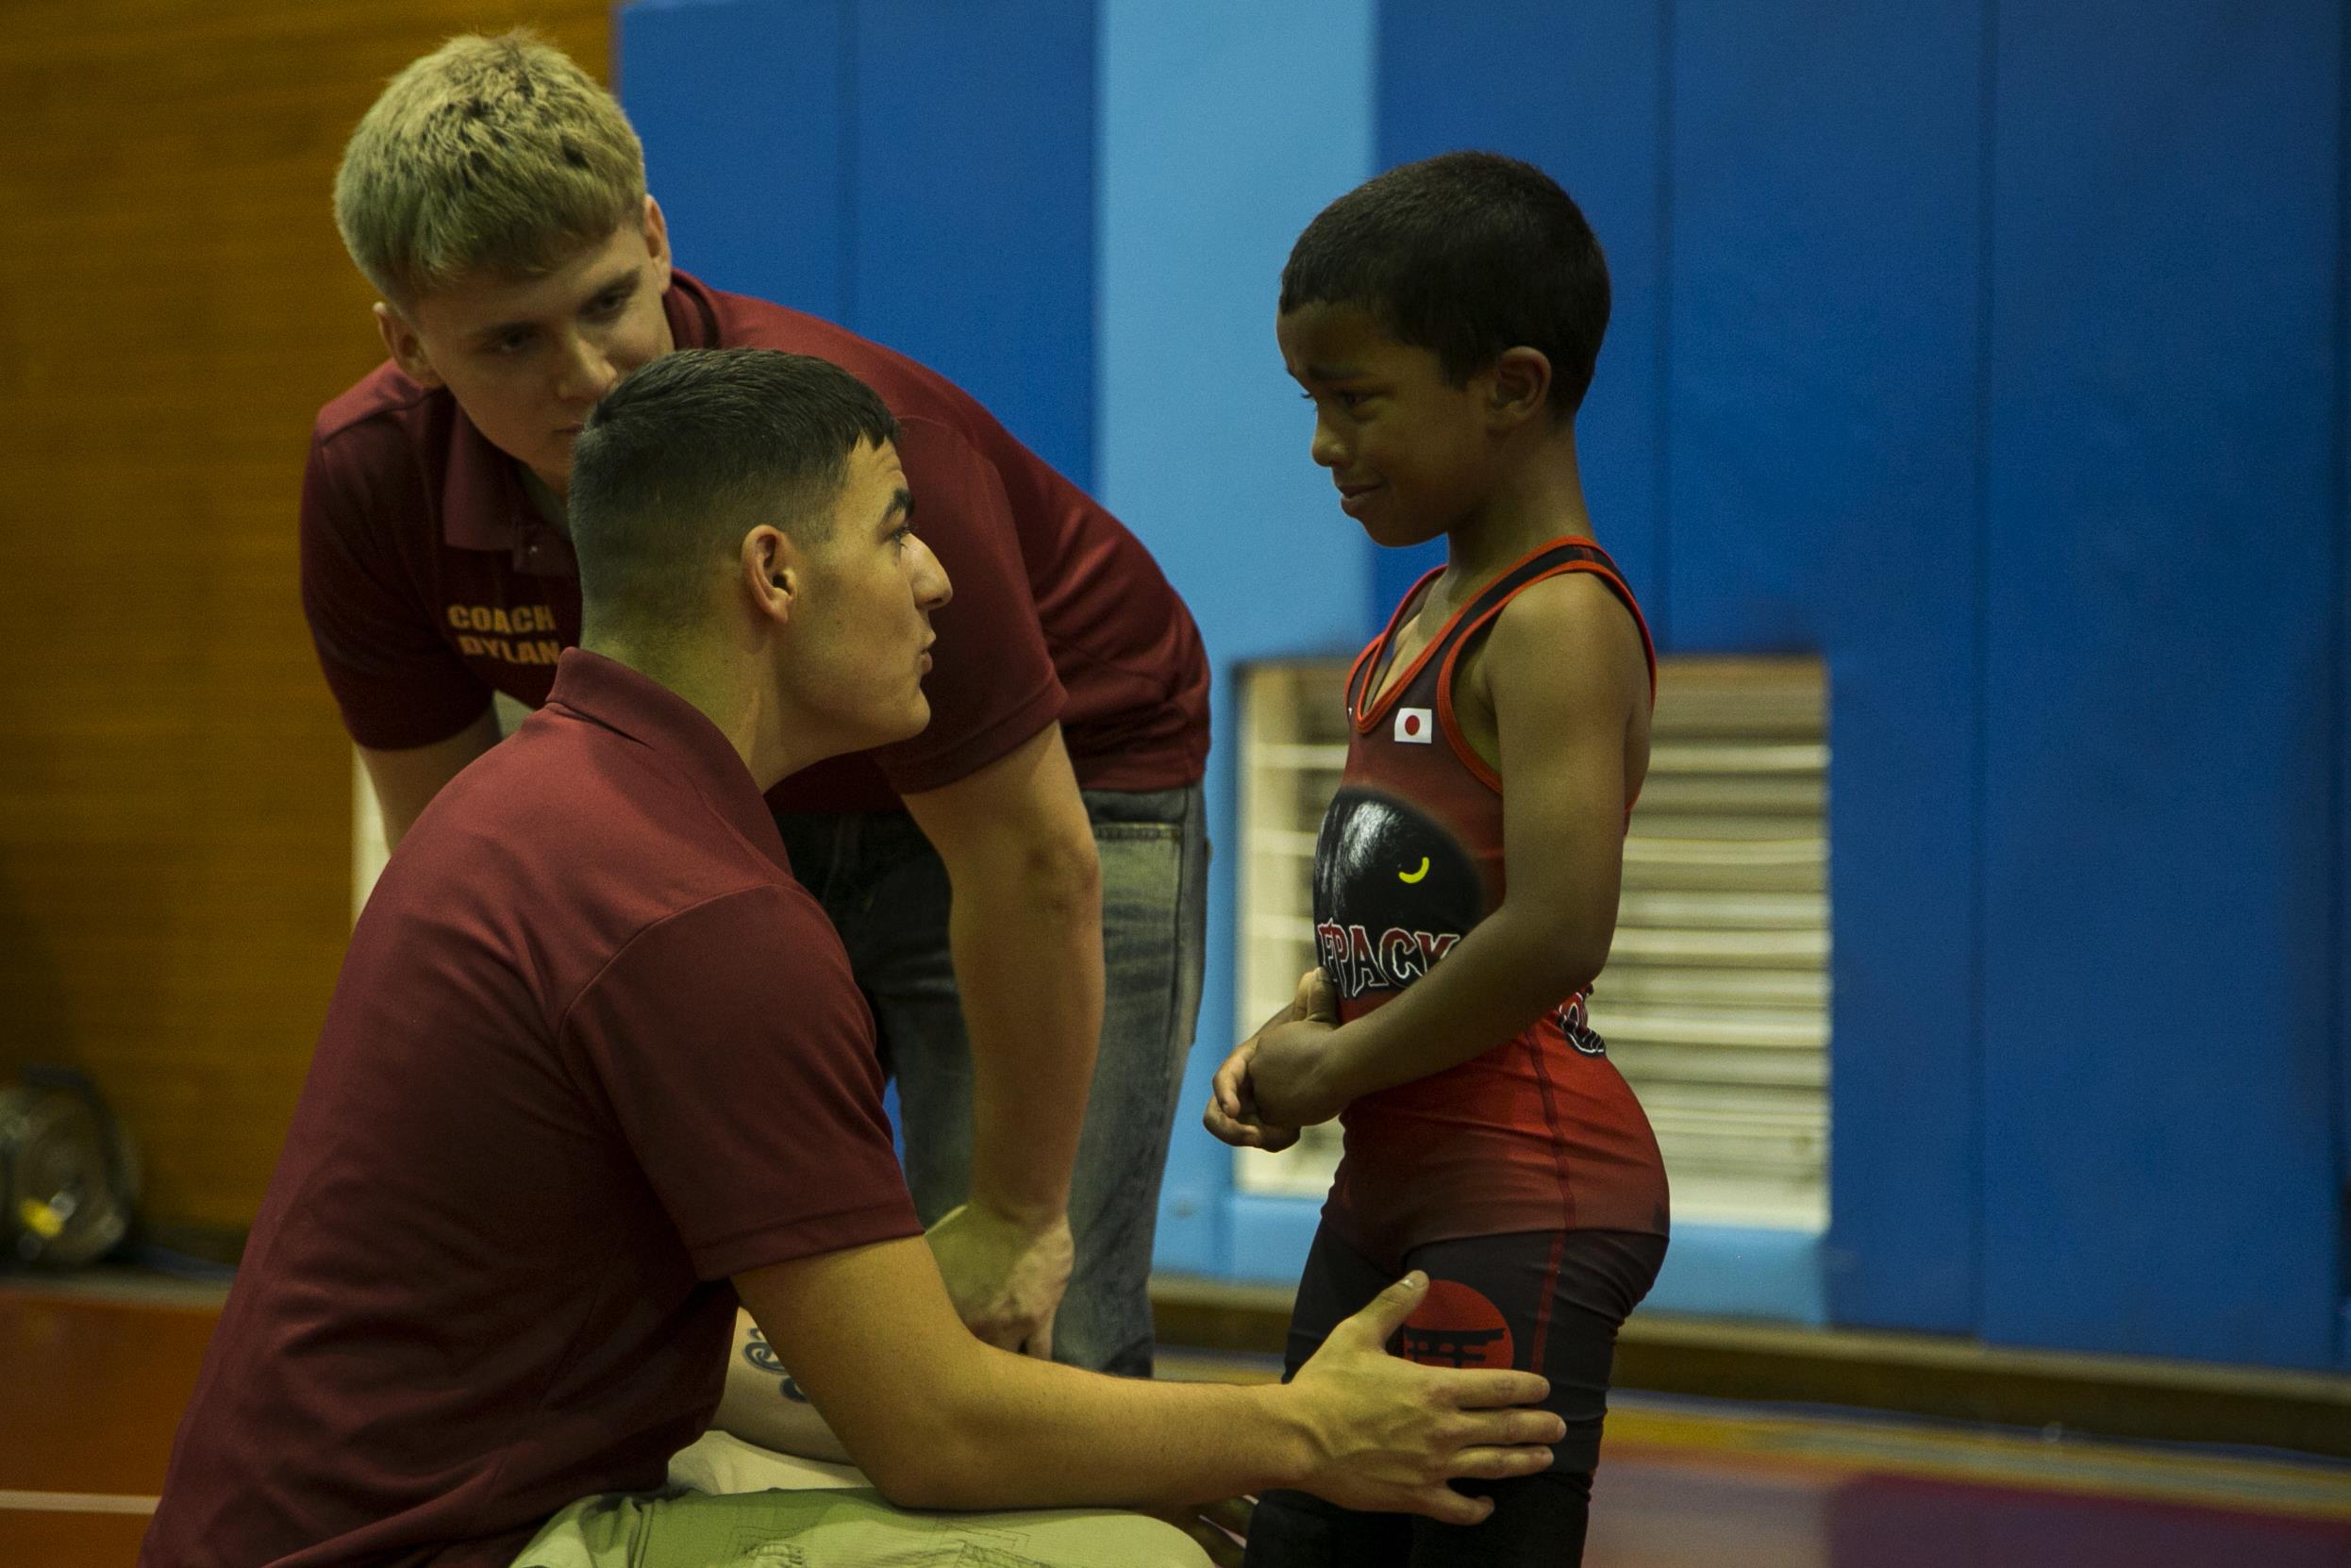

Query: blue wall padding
left=620, top=0, right=1096, bottom=484
left=1978, top=1, right=2344, bottom=1368
left=1374, top=1, right=1669, bottom=638
left=844, top=0, right=1096, bottom=488
left=1372, top=0, right=2349, bottom=1360
left=620, top=0, right=2350, bottom=1366
left=619, top=0, right=851, bottom=320
left=1372, top=3, right=1840, bottom=1327
left=1661, top=0, right=1991, bottom=1334
left=1096, top=0, right=1377, bottom=1276
left=2339, top=0, right=2351, bottom=1370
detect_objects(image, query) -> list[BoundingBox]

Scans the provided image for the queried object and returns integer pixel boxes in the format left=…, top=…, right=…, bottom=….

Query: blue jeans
left=773, top=785, right=1209, bottom=1376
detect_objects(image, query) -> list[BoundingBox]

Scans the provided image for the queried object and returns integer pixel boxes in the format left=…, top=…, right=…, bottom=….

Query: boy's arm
left=1247, top=572, right=1646, bottom=1125
left=735, top=1235, right=1561, bottom=1519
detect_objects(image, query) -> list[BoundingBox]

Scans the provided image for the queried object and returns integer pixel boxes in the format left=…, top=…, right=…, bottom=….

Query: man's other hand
left=924, top=1200, right=1074, bottom=1358
left=1288, top=1272, right=1564, bottom=1526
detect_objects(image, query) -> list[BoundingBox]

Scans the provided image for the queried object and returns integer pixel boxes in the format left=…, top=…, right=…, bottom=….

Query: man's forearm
left=710, top=1308, right=853, bottom=1464
left=903, top=1350, right=1307, bottom=1510
left=740, top=1231, right=1560, bottom=1526
left=948, top=853, right=1103, bottom=1219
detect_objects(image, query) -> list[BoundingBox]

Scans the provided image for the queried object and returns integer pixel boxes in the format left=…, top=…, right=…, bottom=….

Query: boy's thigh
left=1406, top=1469, right=1593, bottom=1568
left=1282, top=1227, right=1664, bottom=1456
left=516, top=1487, right=1214, bottom=1568
left=1396, top=1230, right=1666, bottom=1475
left=1244, top=1487, right=1411, bottom=1568
left=1279, top=1221, right=1400, bottom=1379
left=1262, top=1226, right=1659, bottom=1566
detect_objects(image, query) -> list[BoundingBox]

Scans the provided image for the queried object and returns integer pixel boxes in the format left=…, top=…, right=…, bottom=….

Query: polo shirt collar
left=542, top=648, right=789, bottom=873
left=437, top=272, right=723, bottom=562
left=665, top=270, right=720, bottom=350
left=442, top=416, right=533, bottom=555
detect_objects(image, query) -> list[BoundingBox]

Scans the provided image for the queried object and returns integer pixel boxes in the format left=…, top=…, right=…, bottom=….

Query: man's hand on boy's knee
left=1290, top=1271, right=1562, bottom=1526
left=925, top=1201, right=1073, bottom=1357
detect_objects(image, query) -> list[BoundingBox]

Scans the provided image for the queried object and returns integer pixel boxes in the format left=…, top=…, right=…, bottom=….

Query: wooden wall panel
left=0, top=0, right=609, bottom=1237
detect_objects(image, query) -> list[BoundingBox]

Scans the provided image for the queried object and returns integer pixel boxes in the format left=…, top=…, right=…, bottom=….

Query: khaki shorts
left=511, top=1434, right=1212, bottom=1568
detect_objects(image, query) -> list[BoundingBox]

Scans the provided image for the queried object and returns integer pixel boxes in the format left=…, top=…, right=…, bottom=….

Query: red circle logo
left=1402, top=713, right=1423, bottom=737
left=1391, top=1279, right=1515, bottom=1370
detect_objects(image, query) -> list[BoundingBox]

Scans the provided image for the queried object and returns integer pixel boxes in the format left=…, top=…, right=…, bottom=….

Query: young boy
left=1207, top=152, right=1671, bottom=1565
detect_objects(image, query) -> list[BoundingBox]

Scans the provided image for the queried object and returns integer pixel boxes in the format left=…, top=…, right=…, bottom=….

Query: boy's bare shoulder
left=1450, top=568, right=1648, bottom=780
left=1477, top=568, right=1647, bottom=702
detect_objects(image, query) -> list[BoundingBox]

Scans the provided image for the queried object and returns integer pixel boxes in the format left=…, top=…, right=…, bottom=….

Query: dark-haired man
left=307, top=28, right=1208, bottom=1381
left=142, top=349, right=1566, bottom=1568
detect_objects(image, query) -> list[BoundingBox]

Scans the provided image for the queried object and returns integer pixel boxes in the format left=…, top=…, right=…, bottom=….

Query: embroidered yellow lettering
left=449, top=607, right=564, bottom=666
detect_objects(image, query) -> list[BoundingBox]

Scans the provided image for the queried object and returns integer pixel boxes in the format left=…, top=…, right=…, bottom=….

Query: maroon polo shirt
left=139, top=651, right=923, bottom=1568
left=300, top=271, right=1209, bottom=810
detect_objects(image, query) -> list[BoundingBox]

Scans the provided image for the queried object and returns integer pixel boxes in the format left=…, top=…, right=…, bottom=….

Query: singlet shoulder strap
left=1342, top=634, right=1382, bottom=714
left=1347, top=564, right=1445, bottom=720
left=1400, top=540, right=1652, bottom=709
left=1422, top=540, right=1658, bottom=795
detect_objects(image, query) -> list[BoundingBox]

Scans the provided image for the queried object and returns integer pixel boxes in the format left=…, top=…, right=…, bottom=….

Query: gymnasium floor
left=7, top=1278, right=2348, bottom=1567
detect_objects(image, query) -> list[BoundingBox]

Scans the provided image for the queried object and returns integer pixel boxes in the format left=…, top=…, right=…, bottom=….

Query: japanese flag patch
left=1392, top=707, right=1435, bottom=743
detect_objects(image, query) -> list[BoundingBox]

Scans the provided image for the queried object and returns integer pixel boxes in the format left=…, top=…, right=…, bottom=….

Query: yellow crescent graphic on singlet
left=1398, top=857, right=1430, bottom=884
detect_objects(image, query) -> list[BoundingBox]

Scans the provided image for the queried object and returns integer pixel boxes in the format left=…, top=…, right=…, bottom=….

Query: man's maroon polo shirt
left=300, top=271, right=1210, bottom=810
left=139, top=651, right=923, bottom=1568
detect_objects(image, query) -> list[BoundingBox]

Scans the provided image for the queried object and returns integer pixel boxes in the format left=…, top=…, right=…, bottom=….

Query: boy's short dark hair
left=1280, top=151, right=1609, bottom=416
left=570, top=348, right=901, bottom=640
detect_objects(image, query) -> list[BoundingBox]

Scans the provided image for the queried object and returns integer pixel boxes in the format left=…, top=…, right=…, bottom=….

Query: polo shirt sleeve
left=558, top=884, right=923, bottom=1280
left=864, top=415, right=1067, bottom=793
left=299, top=427, right=498, bottom=752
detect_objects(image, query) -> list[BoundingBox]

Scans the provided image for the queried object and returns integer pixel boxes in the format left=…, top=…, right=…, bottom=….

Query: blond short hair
left=334, top=30, right=645, bottom=309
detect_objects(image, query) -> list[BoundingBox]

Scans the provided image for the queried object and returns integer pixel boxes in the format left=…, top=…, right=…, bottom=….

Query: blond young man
left=142, top=349, right=1567, bottom=1568
left=301, top=32, right=1209, bottom=1383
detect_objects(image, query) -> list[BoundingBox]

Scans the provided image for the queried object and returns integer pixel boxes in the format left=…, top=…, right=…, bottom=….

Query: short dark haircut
left=569, top=348, right=900, bottom=638
left=1280, top=151, right=1609, bottom=415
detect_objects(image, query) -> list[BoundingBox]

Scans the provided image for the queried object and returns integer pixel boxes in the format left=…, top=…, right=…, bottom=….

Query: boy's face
left=1278, top=301, right=1497, bottom=547
left=375, top=199, right=675, bottom=498
left=777, top=438, right=953, bottom=753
